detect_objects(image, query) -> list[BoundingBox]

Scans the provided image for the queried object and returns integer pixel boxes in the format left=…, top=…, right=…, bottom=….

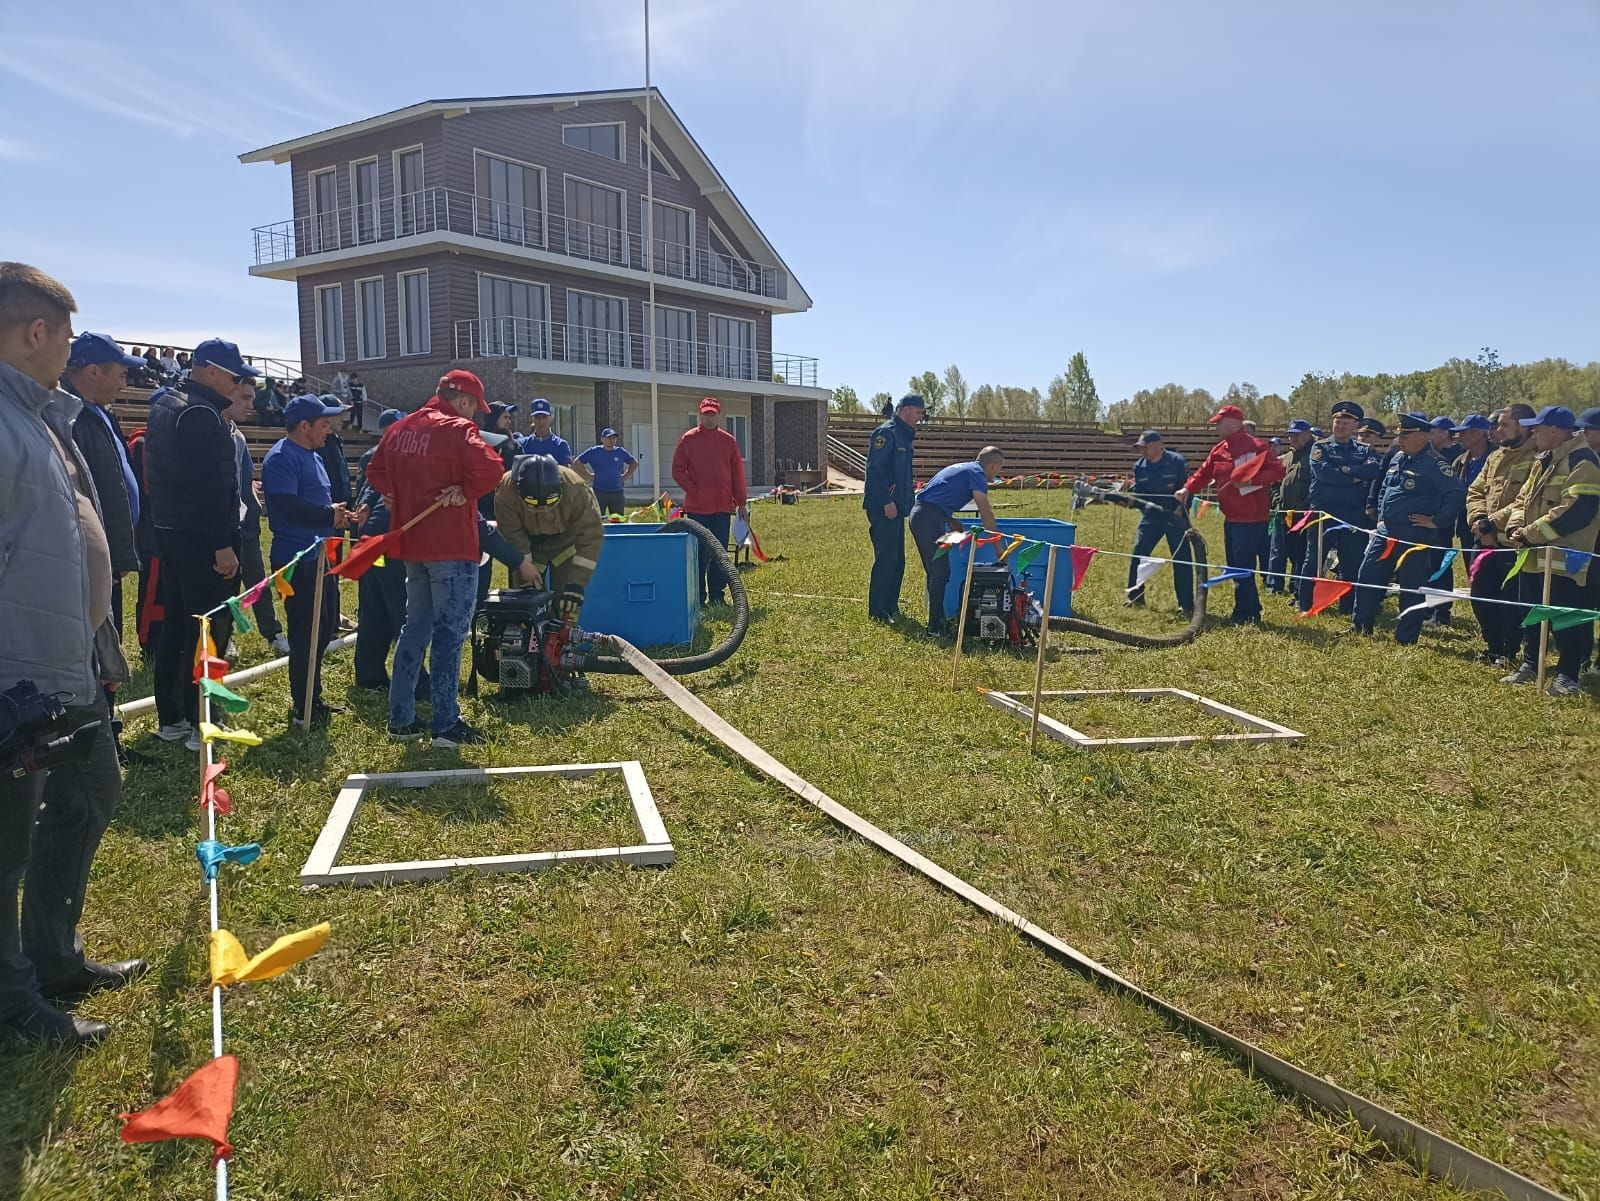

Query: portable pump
left=961, top=564, right=1043, bottom=647
left=470, top=588, right=595, bottom=697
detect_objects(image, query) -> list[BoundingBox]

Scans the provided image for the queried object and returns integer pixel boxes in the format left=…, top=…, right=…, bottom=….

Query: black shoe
left=40, top=958, right=149, bottom=1003
left=3, top=1001, right=109, bottom=1047
left=388, top=721, right=426, bottom=742
left=432, top=721, right=486, bottom=748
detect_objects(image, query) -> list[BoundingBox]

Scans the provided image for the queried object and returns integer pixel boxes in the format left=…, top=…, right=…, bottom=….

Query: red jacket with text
left=364, top=398, right=505, bottom=561
left=671, top=425, right=747, bottom=514
left=1183, top=430, right=1286, bottom=523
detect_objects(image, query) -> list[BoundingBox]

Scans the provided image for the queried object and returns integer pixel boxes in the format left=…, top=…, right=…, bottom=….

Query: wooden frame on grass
left=299, top=761, right=673, bottom=887
left=983, top=688, right=1305, bottom=751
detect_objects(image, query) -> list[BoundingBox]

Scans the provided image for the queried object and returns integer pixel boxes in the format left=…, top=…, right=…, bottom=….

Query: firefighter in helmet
left=493, top=454, right=605, bottom=622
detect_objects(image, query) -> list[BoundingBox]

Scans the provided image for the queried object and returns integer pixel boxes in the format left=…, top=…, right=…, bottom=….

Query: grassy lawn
left=3, top=494, right=1597, bottom=1200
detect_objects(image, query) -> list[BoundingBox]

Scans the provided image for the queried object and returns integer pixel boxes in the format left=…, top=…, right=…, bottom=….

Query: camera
left=0, top=680, right=101, bottom=779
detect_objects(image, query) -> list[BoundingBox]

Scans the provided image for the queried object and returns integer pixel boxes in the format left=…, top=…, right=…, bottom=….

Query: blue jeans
left=1267, top=524, right=1304, bottom=594
left=390, top=558, right=477, bottom=734
left=1351, top=529, right=1433, bottom=643
left=1222, top=521, right=1267, bottom=622
left=1127, top=516, right=1195, bottom=611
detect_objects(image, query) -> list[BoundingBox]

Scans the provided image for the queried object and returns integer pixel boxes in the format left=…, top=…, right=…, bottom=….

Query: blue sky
left=2, top=0, right=1596, bottom=403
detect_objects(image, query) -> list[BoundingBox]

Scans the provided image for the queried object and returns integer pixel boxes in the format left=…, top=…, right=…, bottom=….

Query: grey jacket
left=0, top=361, right=130, bottom=705
left=65, top=380, right=140, bottom=575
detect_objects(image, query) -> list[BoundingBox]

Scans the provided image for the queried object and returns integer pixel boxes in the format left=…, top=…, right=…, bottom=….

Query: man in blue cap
left=1300, top=400, right=1380, bottom=616
left=1268, top=420, right=1314, bottom=596
left=908, top=446, right=1005, bottom=636
left=862, top=393, right=923, bottom=622
left=577, top=427, right=638, bottom=516
left=519, top=398, right=573, bottom=465
left=61, top=334, right=144, bottom=630
left=1350, top=413, right=1465, bottom=643
left=143, top=337, right=258, bottom=744
left=1429, top=415, right=1464, bottom=464
left=1500, top=405, right=1600, bottom=696
left=1125, top=430, right=1193, bottom=612
left=261, top=394, right=367, bottom=724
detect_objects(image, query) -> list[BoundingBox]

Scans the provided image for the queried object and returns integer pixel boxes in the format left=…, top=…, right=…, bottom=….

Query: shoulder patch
left=873, top=434, right=886, bottom=449
left=1311, top=447, right=1323, bottom=461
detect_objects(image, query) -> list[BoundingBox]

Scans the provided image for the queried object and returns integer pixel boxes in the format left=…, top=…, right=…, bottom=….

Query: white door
left=725, top=413, right=749, bottom=461
left=630, top=422, right=654, bottom=492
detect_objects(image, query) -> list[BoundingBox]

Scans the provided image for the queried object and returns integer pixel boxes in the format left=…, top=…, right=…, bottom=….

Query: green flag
left=1502, top=546, right=1531, bottom=583
left=225, top=596, right=252, bottom=636
left=200, top=676, right=251, bottom=715
left=1522, top=604, right=1600, bottom=632
left=1013, top=541, right=1045, bottom=573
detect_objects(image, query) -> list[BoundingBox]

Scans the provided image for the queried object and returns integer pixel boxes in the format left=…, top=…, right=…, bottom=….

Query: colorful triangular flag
left=1127, top=556, right=1166, bottom=593
left=1301, top=578, right=1353, bottom=617
left=1378, top=537, right=1398, bottom=562
left=224, top=597, right=252, bottom=636
left=210, top=922, right=331, bottom=988
left=1522, top=604, right=1600, bottom=631
left=119, top=1055, right=238, bottom=1165
left=199, top=723, right=262, bottom=748
left=201, top=761, right=231, bottom=816
left=1564, top=548, right=1594, bottom=576
left=932, top=531, right=971, bottom=559
left=1398, top=588, right=1465, bottom=620
left=1202, top=565, right=1254, bottom=589
left=1013, top=541, right=1045, bottom=573
left=1502, top=546, right=1531, bottom=583
left=1068, top=545, right=1098, bottom=591
left=199, top=677, right=250, bottom=715
left=1429, top=548, right=1459, bottom=582
left=195, top=840, right=262, bottom=882
left=1289, top=511, right=1319, bottom=534
left=1393, top=543, right=1429, bottom=571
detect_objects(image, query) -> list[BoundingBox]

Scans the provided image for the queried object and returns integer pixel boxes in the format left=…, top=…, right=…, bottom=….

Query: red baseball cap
left=699, top=397, right=721, bottom=414
left=1208, top=404, right=1245, bottom=424
left=436, top=369, right=488, bottom=413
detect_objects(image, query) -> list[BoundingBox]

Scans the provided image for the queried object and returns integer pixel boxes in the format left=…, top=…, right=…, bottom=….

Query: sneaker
left=224, top=639, right=238, bottom=659
left=155, top=721, right=192, bottom=743
left=271, top=634, right=291, bottom=656
left=431, top=721, right=486, bottom=748
left=387, top=721, right=425, bottom=742
left=1546, top=674, right=1583, bottom=698
left=185, top=727, right=203, bottom=752
left=1500, top=664, right=1538, bottom=686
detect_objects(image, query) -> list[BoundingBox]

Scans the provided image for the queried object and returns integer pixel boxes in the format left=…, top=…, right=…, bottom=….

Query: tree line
left=829, top=350, right=1600, bottom=429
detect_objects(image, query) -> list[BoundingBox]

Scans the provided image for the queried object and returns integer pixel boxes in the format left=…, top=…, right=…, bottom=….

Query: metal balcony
left=251, top=188, right=788, bottom=301
left=452, top=317, right=818, bottom=389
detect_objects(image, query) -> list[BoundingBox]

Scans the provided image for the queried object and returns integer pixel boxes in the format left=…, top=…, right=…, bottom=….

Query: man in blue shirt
left=1125, top=430, right=1193, bottom=612
left=1300, top=400, right=1382, bottom=616
left=908, top=446, right=1004, bottom=637
left=577, top=428, right=638, bottom=515
left=519, top=398, right=573, bottom=464
left=261, top=395, right=366, bottom=724
left=862, top=393, right=923, bottom=622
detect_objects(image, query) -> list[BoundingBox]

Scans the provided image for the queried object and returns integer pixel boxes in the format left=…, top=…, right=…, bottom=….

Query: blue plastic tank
left=942, top=517, right=1076, bottom=619
left=578, top=523, right=701, bottom=646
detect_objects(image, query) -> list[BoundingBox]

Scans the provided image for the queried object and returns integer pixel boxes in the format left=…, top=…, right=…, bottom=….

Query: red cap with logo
left=1208, top=404, right=1245, bottom=424
left=699, top=397, right=721, bottom=414
left=436, top=369, right=488, bottom=413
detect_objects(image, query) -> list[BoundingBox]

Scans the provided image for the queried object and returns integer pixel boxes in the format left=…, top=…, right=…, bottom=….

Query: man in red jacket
left=671, top=397, right=748, bottom=606
left=365, top=370, right=505, bottom=747
left=1174, top=403, right=1285, bottom=625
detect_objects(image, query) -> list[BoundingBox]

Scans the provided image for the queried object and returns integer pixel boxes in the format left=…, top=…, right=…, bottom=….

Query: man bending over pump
left=494, top=454, right=605, bottom=623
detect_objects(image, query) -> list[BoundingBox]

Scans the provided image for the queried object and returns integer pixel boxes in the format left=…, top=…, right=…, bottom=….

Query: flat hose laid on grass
left=586, top=516, right=751, bottom=676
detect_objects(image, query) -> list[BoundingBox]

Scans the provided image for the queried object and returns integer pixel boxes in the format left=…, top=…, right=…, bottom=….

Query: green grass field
left=4, top=494, right=1598, bottom=1200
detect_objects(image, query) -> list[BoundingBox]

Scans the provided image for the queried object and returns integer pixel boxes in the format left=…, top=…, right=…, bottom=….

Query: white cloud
left=0, top=136, right=40, bottom=162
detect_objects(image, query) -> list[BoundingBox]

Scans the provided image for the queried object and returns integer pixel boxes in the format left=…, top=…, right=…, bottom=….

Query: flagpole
left=949, top=540, right=980, bottom=689
left=1028, top=546, right=1058, bottom=750
left=300, top=544, right=329, bottom=732
left=644, top=0, right=661, bottom=499
left=1536, top=546, right=1553, bottom=692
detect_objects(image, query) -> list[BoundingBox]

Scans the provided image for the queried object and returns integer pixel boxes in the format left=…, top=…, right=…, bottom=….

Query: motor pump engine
left=961, top=565, right=1042, bottom=647
left=471, top=588, right=595, bottom=696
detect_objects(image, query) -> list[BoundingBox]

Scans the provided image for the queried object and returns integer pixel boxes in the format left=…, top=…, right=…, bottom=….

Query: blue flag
left=1428, top=548, right=1459, bottom=582
left=1566, top=548, right=1594, bottom=576
left=196, top=840, right=262, bottom=882
left=1202, top=566, right=1255, bottom=589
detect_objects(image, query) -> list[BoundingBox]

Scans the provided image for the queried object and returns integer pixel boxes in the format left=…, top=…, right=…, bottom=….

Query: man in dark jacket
left=143, top=338, right=254, bottom=747
left=862, top=393, right=922, bottom=622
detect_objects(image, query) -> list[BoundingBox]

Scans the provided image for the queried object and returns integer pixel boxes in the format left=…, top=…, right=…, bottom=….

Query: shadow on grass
left=0, top=1043, right=78, bottom=1196
left=113, top=738, right=202, bottom=839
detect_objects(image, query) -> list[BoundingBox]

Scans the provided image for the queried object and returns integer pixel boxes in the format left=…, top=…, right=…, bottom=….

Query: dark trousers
left=0, top=712, right=119, bottom=1018
left=1267, top=523, right=1304, bottom=594
left=866, top=510, right=907, bottom=620
left=1352, top=529, right=1434, bottom=643
left=908, top=501, right=952, bottom=633
left=1469, top=548, right=1521, bottom=659
left=135, top=552, right=164, bottom=656
left=1221, top=521, right=1267, bottom=622
left=1127, top=516, right=1195, bottom=610
left=239, top=523, right=282, bottom=639
left=1297, top=525, right=1362, bottom=614
left=355, top=561, right=429, bottom=695
left=595, top=489, right=626, bottom=516
left=153, top=530, right=237, bottom=727
left=686, top=511, right=733, bottom=604
left=1517, top=571, right=1594, bottom=680
left=284, top=566, right=339, bottom=714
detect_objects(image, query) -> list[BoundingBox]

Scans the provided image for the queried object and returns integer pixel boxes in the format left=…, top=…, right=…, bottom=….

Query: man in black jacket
left=143, top=338, right=255, bottom=746
left=63, top=333, right=144, bottom=629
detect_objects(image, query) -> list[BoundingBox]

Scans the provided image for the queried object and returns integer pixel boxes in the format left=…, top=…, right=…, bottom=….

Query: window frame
left=354, top=275, right=386, bottom=361
left=640, top=195, right=696, bottom=279
left=562, top=173, right=629, bottom=267
left=471, top=148, right=548, bottom=247
left=564, top=287, right=631, bottom=369
left=638, top=130, right=680, bottom=179
left=645, top=300, right=697, bottom=376
left=349, top=156, right=381, bottom=244
left=707, top=310, right=757, bottom=382
left=476, top=271, right=551, bottom=359
left=396, top=268, right=431, bottom=357
left=391, top=144, right=427, bottom=236
left=314, top=282, right=345, bottom=364
left=562, top=121, right=626, bottom=162
left=308, top=166, right=340, bottom=253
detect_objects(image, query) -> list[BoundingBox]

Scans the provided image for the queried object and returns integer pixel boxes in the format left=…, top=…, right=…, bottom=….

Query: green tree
left=868, top=391, right=894, bottom=417
left=829, top=384, right=863, bottom=414
left=1287, top=371, right=1340, bottom=425
left=908, top=370, right=946, bottom=418
left=1044, top=374, right=1071, bottom=423
left=1063, top=351, right=1101, bottom=423
left=970, top=384, right=1003, bottom=420
left=942, top=364, right=971, bottom=419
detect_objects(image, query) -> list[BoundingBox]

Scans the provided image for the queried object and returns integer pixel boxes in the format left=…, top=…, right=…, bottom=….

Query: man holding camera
left=0, top=263, right=139, bottom=1047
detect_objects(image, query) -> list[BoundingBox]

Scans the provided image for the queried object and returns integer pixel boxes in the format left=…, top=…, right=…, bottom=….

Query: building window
left=638, top=132, right=678, bottom=179
left=314, top=283, right=344, bottom=364
left=309, top=168, right=339, bottom=253
left=474, top=151, right=544, bottom=247
left=563, top=177, right=626, bottom=266
left=562, top=122, right=623, bottom=161
left=397, top=269, right=430, bottom=356
left=351, top=158, right=380, bottom=244
left=707, top=224, right=752, bottom=292
left=393, top=146, right=426, bottom=237
left=708, top=313, right=754, bottom=381
left=642, top=198, right=694, bottom=279
left=355, top=277, right=385, bottom=360
left=477, top=273, right=548, bottom=358
left=566, top=289, right=629, bottom=369
left=648, top=302, right=696, bottom=375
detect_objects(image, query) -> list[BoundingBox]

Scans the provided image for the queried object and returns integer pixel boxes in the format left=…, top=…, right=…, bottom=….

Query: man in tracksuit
left=862, top=393, right=923, bottom=622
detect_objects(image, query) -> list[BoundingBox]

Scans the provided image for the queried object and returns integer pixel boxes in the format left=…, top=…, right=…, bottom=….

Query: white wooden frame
left=982, top=688, right=1304, bottom=751
left=300, top=761, right=673, bottom=888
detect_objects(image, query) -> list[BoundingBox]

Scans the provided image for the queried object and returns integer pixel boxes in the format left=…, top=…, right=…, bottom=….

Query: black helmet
left=514, top=454, right=562, bottom=507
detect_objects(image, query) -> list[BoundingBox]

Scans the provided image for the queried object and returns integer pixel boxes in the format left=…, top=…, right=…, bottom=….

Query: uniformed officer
left=1268, top=419, right=1314, bottom=596
left=1124, top=430, right=1193, bottom=612
left=1299, top=400, right=1381, bottom=615
left=1350, top=413, right=1466, bottom=643
left=863, top=393, right=923, bottom=622
left=493, top=454, right=604, bottom=622
left=519, top=398, right=574, bottom=465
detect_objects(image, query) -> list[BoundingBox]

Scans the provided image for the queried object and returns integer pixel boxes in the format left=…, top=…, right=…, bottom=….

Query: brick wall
left=774, top=399, right=826, bottom=473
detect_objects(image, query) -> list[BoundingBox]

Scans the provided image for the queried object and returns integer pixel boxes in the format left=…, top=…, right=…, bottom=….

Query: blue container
left=579, top=523, right=701, bottom=646
left=943, top=517, right=1076, bottom=619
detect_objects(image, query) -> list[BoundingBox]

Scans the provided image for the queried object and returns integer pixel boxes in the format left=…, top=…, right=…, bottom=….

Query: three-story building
left=241, top=88, right=825, bottom=487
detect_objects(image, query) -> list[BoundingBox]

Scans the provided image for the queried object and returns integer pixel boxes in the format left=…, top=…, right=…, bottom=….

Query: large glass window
left=642, top=198, right=693, bottom=279
left=394, top=147, right=426, bottom=236
left=639, top=132, right=678, bottom=178
left=566, top=290, right=628, bottom=368
left=564, top=177, right=625, bottom=265
left=707, top=226, right=752, bottom=292
left=475, top=152, right=542, bottom=246
left=562, top=123, right=622, bottom=160
left=352, top=159, right=380, bottom=243
left=398, top=269, right=430, bottom=356
left=355, top=277, right=385, bottom=360
left=708, top=314, right=754, bottom=381
left=309, top=169, right=338, bottom=253
left=649, top=303, right=695, bottom=375
left=314, top=283, right=344, bottom=363
left=478, top=274, right=548, bottom=358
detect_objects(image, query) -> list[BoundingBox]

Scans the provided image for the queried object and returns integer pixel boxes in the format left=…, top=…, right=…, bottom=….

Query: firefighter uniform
left=1463, top=434, right=1540, bottom=661
left=493, top=465, right=605, bottom=598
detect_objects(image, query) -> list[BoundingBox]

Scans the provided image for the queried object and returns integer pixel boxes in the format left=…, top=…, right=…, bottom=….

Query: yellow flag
left=1502, top=546, right=1531, bottom=583
left=1393, top=543, right=1429, bottom=571
left=193, top=617, right=218, bottom=674
left=199, top=722, right=262, bottom=747
left=210, top=923, right=330, bottom=988
left=274, top=575, right=295, bottom=600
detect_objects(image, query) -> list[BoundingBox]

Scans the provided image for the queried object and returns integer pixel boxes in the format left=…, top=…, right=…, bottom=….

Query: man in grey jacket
left=0, top=263, right=142, bottom=1048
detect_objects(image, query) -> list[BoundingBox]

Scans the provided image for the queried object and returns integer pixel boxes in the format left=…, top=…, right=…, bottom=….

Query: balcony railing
left=252, top=187, right=787, bottom=301
left=453, top=317, right=818, bottom=389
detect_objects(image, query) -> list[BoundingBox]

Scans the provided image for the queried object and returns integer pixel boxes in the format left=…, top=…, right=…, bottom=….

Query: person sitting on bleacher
left=254, top=379, right=286, bottom=426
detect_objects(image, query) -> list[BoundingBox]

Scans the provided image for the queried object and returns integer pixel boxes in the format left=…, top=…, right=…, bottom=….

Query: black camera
left=0, top=680, right=101, bottom=779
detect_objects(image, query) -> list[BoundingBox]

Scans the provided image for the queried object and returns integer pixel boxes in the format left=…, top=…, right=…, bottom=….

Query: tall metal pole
left=645, top=0, right=661, bottom=497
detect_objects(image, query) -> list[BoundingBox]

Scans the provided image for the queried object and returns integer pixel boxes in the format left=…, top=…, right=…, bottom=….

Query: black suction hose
left=587, top=516, right=751, bottom=675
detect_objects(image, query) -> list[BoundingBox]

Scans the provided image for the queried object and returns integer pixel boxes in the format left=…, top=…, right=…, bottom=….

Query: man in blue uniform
left=908, top=447, right=1005, bottom=636
left=1300, top=400, right=1381, bottom=616
left=519, top=398, right=573, bottom=464
left=1350, top=412, right=1465, bottom=643
left=862, top=393, right=923, bottom=622
left=1124, top=430, right=1193, bottom=612
left=576, top=428, right=638, bottom=515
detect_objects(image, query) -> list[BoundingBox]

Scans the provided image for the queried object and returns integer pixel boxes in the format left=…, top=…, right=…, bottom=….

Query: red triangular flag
left=192, top=656, right=229, bottom=683
left=1377, top=537, right=1398, bottom=562
left=1289, top=510, right=1316, bottom=534
left=325, top=539, right=339, bottom=566
left=1069, top=545, right=1098, bottom=592
left=120, top=1054, right=239, bottom=1165
left=1231, top=452, right=1267, bottom=483
left=329, top=531, right=395, bottom=580
left=746, top=527, right=769, bottom=563
left=201, top=761, right=232, bottom=815
left=1301, top=577, right=1353, bottom=617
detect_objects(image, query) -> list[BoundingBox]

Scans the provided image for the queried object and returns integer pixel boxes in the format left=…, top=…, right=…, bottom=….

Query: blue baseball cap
left=1397, top=412, right=1433, bottom=432
left=378, top=408, right=404, bottom=430
left=192, top=338, right=262, bottom=379
left=896, top=393, right=926, bottom=410
left=1520, top=405, right=1576, bottom=430
left=1286, top=419, right=1313, bottom=435
left=601, top=427, right=618, bottom=438
left=529, top=398, right=552, bottom=415
left=1311, top=427, right=1325, bottom=438
left=1451, top=413, right=1492, bottom=433
left=67, top=332, right=145, bottom=370
left=283, top=393, right=346, bottom=428
left=1429, top=415, right=1456, bottom=431
left=1576, top=407, right=1600, bottom=431
left=1135, top=429, right=1163, bottom=445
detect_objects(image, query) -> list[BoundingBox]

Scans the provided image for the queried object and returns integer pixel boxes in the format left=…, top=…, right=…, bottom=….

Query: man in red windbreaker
left=671, top=397, right=748, bottom=606
left=1174, top=403, right=1285, bottom=625
left=365, top=370, right=505, bottom=747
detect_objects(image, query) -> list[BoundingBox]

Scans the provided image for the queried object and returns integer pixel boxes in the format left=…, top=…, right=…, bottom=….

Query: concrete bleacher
left=112, top=385, right=380, bottom=470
